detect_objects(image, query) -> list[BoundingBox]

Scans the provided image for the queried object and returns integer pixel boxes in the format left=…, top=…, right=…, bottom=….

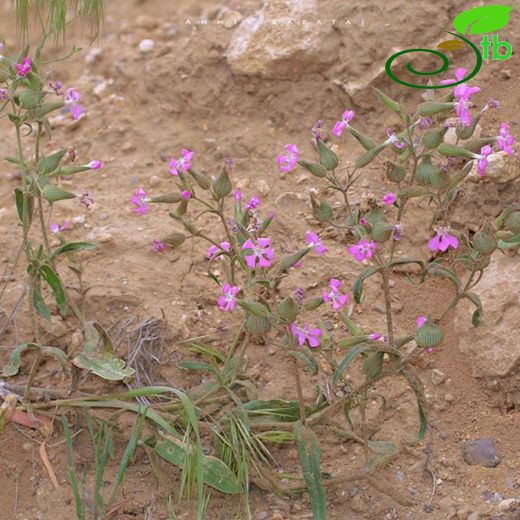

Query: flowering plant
left=0, top=41, right=133, bottom=390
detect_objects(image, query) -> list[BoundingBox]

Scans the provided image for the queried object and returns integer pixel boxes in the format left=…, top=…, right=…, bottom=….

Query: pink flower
left=440, top=67, right=467, bottom=85
left=242, top=237, right=274, bottom=269
left=181, top=190, right=191, bottom=200
left=392, top=224, right=403, bottom=241
left=65, top=88, right=85, bottom=121
left=277, top=144, right=299, bottom=173
left=453, top=83, right=481, bottom=100
left=0, top=89, right=8, bottom=100
left=217, top=283, right=240, bottom=312
left=359, top=217, right=368, bottom=226
left=476, top=145, right=493, bottom=176
left=80, top=191, right=94, bottom=208
left=486, top=98, right=500, bottom=109
left=381, top=192, right=397, bottom=205
left=428, top=227, right=459, bottom=252
left=496, top=123, right=514, bottom=156
left=234, top=189, right=242, bottom=201
left=50, top=220, right=71, bottom=234
left=332, top=109, right=355, bottom=137
left=130, top=188, right=148, bottom=215
left=305, top=231, right=327, bottom=255
left=245, top=196, right=261, bottom=210
left=418, top=117, right=433, bottom=130
left=207, top=241, right=231, bottom=259
left=15, top=58, right=31, bottom=77
left=291, top=322, right=322, bottom=348
left=348, top=239, right=377, bottom=262
left=369, top=333, right=385, bottom=341
left=322, top=278, right=349, bottom=311
left=456, top=97, right=473, bottom=127
left=386, top=129, right=406, bottom=149
left=49, top=80, right=63, bottom=95
left=87, top=160, right=103, bottom=170
left=416, top=315, right=427, bottom=328
left=152, top=240, right=166, bottom=252
left=169, top=149, right=194, bottom=176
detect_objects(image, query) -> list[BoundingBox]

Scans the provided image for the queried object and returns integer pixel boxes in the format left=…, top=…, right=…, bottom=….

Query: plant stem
left=291, top=355, right=306, bottom=426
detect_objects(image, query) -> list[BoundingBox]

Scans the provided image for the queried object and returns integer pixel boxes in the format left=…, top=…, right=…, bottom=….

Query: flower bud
left=277, top=296, right=299, bottom=323
left=188, top=169, right=212, bottom=190
left=456, top=113, right=482, bottom=140
left=42, top=184, right=76, bottom=203
left=417, top=101, right=455, bottom=116
left=317, top=139, right=339, bottom=171
left=277, top=249, right=309, bottom=272
left=347, top=125, right=377, bottom=151
left=176, top=198, right=188, bottom=216
left=37, top=149, right=67, bottom=175
left=150, top=192, right=182, bottom=204
left=371, top=221, right=394, bottom=243
left=310, top=194, right=333, bottom=222
left=472, top=223, right=497, bottom=255
left=238, top=300, right=271, bottom=318
left=212, top=167, right=232, bottom=199
left=415, top=322, right=443, bottom=348
left=355, top=142, right=387, bottom=168
left=422, top=127, right=447, bottom=149
left=437, top=143, right=476, bottom=159
left=182, top=221, right=200, bottom=236
left=246, top=314, right=271, bottom=334
left=298, top=159, right=327, bottom=177
left=415, top=156, right=445, bottom=187
left=463, top=137, right=496, bottom=153
left=385, top=161, right=406, bottom=183
left=162, top=231, right=186, bottom=247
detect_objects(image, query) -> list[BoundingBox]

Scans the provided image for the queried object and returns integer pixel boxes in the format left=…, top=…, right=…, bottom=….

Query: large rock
left=226, top=0, right=475, bottom=91
left=455, top=254, right=520, bottom=406
left=226, top=0, right=340, bottom=80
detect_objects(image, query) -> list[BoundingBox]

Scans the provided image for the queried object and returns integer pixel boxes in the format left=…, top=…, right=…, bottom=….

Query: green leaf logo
left=453, top=4, right=513, bottom=35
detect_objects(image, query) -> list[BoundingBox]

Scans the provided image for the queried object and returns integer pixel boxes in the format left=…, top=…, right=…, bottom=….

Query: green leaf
left=37, top=149, right=67, bottom=175
left=40, top=264, right=67, bottom=316
left=363, top=352, right=384, bottom=380
left=178, top=361, right=221, bottom=378
left=365, top=440, right=399, bottom=471
left=2, top=343, right=68, bottom=377
left=32, top=284, right=51, bottom=320
left=294, top=421, right=327, bottom=520
left=244, top=399, right=303, bottom=422
left=463, top=291, right=483, bottom=326
left=154, top=433, right=242, bottom=494
left=51, top=241, right=96, bottom=258
left=498, top=232, right=520, bottom=250
left=14, top=188, right=33, bottom=224
left=72, top=352, right=135, bottom=381
left=288, top=347, right=319, bottom=376
left=333, top=344, right=372, bottom=384
left=353, top=266, right=381, bottom=304
left=453, top=5, right=512, bottom=35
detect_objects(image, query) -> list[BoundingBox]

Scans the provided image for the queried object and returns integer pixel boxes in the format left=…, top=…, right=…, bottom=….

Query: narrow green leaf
left=40, top=264, right=67, bottom=315
left=353, top=266, right=381, bottom=304
left=333, top=344, right=372, bottom=384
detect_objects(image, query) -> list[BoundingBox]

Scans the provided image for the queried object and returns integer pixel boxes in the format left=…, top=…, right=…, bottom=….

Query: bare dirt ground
left=0, top=0, right=520, bottom=519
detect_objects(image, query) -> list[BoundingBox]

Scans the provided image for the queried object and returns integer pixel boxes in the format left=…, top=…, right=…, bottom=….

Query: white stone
left=139, top=39, right=155, bottom=54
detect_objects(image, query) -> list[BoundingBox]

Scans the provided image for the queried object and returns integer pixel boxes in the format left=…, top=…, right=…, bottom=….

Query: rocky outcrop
left=455, top=254, right=520, bottom=407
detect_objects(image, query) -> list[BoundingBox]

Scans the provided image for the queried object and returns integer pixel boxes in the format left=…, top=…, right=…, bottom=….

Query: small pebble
left=444, top=392, right=455, bottom=403
left=139, top=39, right=155, bottom=54
left=462, top=438, right=500, bottom=467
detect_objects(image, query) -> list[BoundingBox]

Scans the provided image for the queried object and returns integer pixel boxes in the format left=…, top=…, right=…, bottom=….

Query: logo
left=385, top=4, right=513, bottom=89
